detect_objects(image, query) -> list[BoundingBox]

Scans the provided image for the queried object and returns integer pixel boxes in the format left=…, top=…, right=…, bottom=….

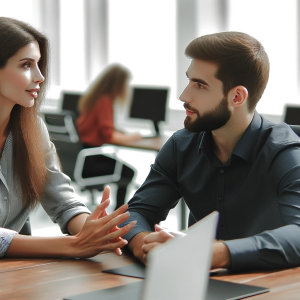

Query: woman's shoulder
left=97, top=95, right=113, bottom=105
left=93, top=95, right=114, bottom=112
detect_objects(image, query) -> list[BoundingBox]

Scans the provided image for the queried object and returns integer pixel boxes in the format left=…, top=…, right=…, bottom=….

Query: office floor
left=30, top=147, right=185, bottom=237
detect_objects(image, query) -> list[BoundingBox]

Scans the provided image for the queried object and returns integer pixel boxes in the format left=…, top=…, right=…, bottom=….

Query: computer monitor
left=61, top=91, right=82, bottom=118
left=284, top=105, right=300, bottom=125
left=129, top=86, right=169, bottom=136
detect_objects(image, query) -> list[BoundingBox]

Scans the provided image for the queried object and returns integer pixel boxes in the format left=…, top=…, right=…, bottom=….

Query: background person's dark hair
left=0, top=17, right=49, bottom=208
left=185, top=31, right=270, bottom=112
left=78, top=64, right=130, bottom=113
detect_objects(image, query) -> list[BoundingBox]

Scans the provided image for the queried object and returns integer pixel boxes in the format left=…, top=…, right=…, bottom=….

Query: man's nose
left=179, top=86, right=191, bottom=103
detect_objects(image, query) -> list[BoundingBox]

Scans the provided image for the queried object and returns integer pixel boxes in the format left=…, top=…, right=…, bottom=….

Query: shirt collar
left=199, top=111, right=262, bottom=164
left=232, top=111, right=261, bottom=162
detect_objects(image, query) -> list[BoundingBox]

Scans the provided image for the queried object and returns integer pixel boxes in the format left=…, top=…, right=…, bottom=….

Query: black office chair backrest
left=290, top=125, right=300, bottom=137
left=61, top=92, right=82, bottom=119
left=284, top=105, right=300, bottom=125
left=44, top=111, right=82, bottom=181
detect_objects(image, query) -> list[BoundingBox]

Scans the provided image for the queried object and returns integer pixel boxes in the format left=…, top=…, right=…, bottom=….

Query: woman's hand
left=69, top=199, right=136, bottom=258
left=129, top=133, right=143, bottom=141
left=97, top=186, right=125, bottom=255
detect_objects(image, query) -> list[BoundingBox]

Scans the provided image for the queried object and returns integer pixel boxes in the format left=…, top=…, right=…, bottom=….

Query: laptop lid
left=141, top=211, right=219, bottom=300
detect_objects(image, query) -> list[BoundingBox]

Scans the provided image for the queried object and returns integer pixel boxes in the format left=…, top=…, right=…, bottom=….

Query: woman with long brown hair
left=0, top=17, right=136, bottom=258
left=77, top=65, right=142, bottom=210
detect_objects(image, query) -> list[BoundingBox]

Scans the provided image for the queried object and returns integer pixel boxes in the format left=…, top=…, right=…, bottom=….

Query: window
left=108, top=0, right=177, bottom=108
left=228, top=0, right=298, bottom=116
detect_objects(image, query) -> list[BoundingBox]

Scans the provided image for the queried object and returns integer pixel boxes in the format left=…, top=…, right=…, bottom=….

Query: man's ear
left=229, top=86, right=248, bottom=107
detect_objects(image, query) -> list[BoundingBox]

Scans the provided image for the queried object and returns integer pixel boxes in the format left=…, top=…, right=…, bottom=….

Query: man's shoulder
left=255, top=116, right=300, bottom=159
left=260, top=116, right=300, bottom=146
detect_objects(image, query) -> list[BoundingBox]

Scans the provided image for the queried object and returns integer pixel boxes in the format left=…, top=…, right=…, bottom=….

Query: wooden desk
left=1, top=252, right=300, bottom=299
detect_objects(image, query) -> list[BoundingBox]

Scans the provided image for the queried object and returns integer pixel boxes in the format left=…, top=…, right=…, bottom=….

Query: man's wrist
left=211, top=241, right=231, bottom=269
left=128, top=231, right=149, bottom=262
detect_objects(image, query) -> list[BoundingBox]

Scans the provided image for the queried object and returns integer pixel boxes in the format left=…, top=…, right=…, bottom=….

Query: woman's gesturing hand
left=97, top=185, right=124, bottom=255
left=69, top=198, right=136, bottom=258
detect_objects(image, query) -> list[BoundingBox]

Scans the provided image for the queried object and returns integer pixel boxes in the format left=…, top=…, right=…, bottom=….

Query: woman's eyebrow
left=18, top=58, right=36, bottom=62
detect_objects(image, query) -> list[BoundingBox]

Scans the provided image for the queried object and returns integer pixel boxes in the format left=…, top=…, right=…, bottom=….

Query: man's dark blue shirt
left=122, top=112, right=300, bottom=270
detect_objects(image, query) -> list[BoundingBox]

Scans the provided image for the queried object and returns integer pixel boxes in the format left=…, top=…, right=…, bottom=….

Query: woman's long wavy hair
left=78, top=64, right=130, bottom=113
left=0, top=17, right=49, bottom=208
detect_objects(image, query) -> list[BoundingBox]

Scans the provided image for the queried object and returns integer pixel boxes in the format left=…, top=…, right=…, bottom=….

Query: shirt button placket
left=218, top=167, right=228, bottom=239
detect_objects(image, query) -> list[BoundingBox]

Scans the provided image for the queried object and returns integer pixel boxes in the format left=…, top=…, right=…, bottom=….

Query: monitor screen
left=61, top=92, right=82, bottom=117
left=284, top=106, right=300, bottom=125
left=129, top=87, right=168, bottom=122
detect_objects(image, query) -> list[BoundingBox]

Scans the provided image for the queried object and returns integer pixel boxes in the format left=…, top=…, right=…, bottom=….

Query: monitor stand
left=141, top=121, right=161, bottom=139
left=153, top=120, right=160, bottom=136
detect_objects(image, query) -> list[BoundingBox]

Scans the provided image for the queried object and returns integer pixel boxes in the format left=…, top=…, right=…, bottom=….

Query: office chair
left=283, top=105, right=300, bottom=126
left=290, top=124, right=300, bottom=137
left=43, top=110, right=128, bottom=206
left=61, top=91, right=82, bottom=119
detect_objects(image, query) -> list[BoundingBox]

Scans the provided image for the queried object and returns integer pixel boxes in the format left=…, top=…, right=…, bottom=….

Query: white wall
left=228, top=0, right=298, bottom=117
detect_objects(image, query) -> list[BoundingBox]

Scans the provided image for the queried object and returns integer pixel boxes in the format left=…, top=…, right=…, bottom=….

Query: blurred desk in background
left=106, top=134, right=170, bottom=152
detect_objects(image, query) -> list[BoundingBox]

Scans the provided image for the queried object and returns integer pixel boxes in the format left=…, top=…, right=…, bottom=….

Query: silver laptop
left=142, top=211, right=218, bottom=300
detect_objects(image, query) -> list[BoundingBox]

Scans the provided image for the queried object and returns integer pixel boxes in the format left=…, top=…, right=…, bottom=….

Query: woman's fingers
left=101, top=186, right=110, bottom=204
left=88, top=199, right=110, bottom=220
left=95, top=186, right=111, bottom=219
left=100, top=211, right=130, bottom=233
left=103, top=239, right=128, bottom=251
left=114, top=247, right=122, bottom=256
left=98, top=203, right=128, bottom=225
left=105, top=221, right=137, bottom=241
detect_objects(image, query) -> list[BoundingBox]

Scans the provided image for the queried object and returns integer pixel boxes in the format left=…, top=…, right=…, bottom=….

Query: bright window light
left=228, top=0, right=298, bottom=116
left=108, top=0, right=177, bottom=109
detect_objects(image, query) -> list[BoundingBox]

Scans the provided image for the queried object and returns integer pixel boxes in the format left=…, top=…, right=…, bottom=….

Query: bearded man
left=120, top=32, right=300, bottom=271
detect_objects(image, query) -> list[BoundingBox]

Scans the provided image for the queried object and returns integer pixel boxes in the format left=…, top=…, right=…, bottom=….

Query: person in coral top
left=77, top=64, right=142, bottom=209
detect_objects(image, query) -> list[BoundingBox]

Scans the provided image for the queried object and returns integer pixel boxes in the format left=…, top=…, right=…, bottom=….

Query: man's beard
left=184, top=95, right=231, bottom=133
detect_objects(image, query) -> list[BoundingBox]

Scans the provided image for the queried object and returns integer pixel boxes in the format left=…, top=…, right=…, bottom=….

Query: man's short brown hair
left=185, top=32, right=270, bottom=111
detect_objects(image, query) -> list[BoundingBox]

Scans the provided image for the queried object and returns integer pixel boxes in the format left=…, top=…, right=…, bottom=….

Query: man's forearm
left=128, top=231, right=150, bottom=262
left=224, top=224, right=300, bottom=271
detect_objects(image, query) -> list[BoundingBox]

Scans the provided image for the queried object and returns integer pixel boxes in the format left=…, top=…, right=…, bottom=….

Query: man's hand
left=142, top=224, right=185, bottom=263
left=211, top=241, right=231, bottom=269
